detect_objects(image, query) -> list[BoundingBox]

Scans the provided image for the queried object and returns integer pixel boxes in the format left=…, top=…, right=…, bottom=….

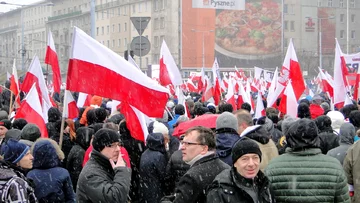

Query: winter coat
left=164, top=153, right=230, bottom=203
left=265, top=148, right=350, bottom=203
left=27, top=140, right=75, bottom=203
left=243, top=126, right=279, bottom=171
left=207, top=168, right=274, bottom=203
left=66, top=127, right=93, bottom=191
left=139, top=133, right=168, bottom=203
left=343, top=139, right=360, bottom=203
left=164, top=150, right=190, bottom=195
left=0, top=160, right=37, bottom=203
left=168, top=114, right=181, bottom=129
left=310, top=103, right=324, bottom=119
left=327, top=123, right=355, bottom=165
left=76, top=149, right=131, bottom=203
left=215, top=130, right=240, bottom=166
left=318, top=130, right=340, bottom=154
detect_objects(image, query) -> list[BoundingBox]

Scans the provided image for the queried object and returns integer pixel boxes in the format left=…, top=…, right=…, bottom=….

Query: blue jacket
left=216, top=130, right=240, bottom=166
left=27, top=139, right=76, bottom=203
left=168, top=114, right=181, bottom=129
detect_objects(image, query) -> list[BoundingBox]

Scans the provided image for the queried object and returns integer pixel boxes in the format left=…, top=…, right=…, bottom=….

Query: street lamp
left=0, top=1, right=54, bottom=70
left=305, top=16, right=334, bottom=69
left=191, top=29, right=214, bottom=69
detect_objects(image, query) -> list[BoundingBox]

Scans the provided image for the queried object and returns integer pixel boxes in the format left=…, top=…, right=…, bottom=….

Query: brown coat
left=253, top=139, right=279, bottom=171
left=343, top=140, right=359, bottom=203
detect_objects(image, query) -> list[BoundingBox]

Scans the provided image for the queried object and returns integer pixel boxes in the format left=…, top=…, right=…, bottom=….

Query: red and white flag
left=237, top=81, right=253, bottom=113
left=128, top=55, right=140, bottom=70
left=77, top=92, right=92, bottom=108
left=159, top=40, right=182, bottom=87
left=186, top=79, right=197, bottom=92
left=254, top=91, right=265, bottom=119
left=354, top=67, right=360, bottom=102
left=318, top=67, right=334, bottom=98
left=176, top=86, right=190, bottom=118
left=66, top=27, right=169, bottom=119
left=278, top=81, right=298, bottom=118
left=344, top=93, right=353, bottom=106
left=225, top=78, right=236, bottom=111
left=333, top=39, right=349, bottom=109
left=198, top=67, right=206, bottom=93
left=15, top=83, right=48, bottom=138
left=266, top=67, right=278, bottom=105
left=9, top=59, right=21, bottom=107
left=63, top=90, right=79, bottom=119
left=202, top=75, right=214, bottom=103
left=45, top=31, right=61, bottom=94
left=211, top=58, right=222, bottom=105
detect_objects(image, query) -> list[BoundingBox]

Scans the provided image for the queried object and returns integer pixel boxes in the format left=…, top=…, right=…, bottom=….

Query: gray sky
left=0, top=0, right=43, bottom=13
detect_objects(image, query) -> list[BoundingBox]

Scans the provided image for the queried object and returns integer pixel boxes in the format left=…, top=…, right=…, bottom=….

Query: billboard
left=182, top=0, right=282, bottom=69
left=192, top=0, right=245, bottom=10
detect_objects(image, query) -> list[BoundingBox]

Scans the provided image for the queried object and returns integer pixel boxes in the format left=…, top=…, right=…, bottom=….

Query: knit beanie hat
left=216, top=112, right=238, bottom=132
left=5, top=129, right=22, bottom=142
left=1, top=139, right=29, bottom=164
left=232, top=138, right=262, bottom=163
left=0, top=119, right=11, bottom=130
left=21, top=124, right=41, bottom=142
left=92, top=129, right=120, bottom=152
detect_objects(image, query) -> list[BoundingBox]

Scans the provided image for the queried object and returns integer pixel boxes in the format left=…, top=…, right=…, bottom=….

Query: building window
left=118, top=39, right=121, bottom=47
left=107, top=25, right=109, bottom=34
left=352, top=30, right=356, bottom=39
left=154, top=0, right=159, bottom=11
left=118, top=23, right=121, bottom=32
left=112, top=24, right=115, bottom=32
left=155, top=18, right=159, bottom=30
left=124, top=38, right=128, bottom=48
left=118, top=7, right=121, bottom=15
left=351, top=14, right=355, bottom=23
left=112, top=40, right=115, bottom=47
left=340, top=30, right=345, bottom=39
left=290, top=21, right=295, bottom=31
left=107, top=40, right=110, bottom=47
left=102, top=26, right=104, bottom=35
left=145, top=1, right=148, bottom=11
left=133, top=4, right=136, bottom=13
left=340, top=0, right=344, bottom=7
left=328, top=0, right=332, bottom=7
left=154, top=36, right=159, bottom=47
left=318, top=0, right=322, bottom=7
left=160, top=35, right=165, bottom=44
left=97, top=27, right=99, bottom=36
left=340, top=14, right=344, bottom=23
left=351, top=0, right=355, bottom=8
left=160, top=17, right=165, bottom=29
left=283, top=4, right=288, bottom=13
left=284, top=21, right=288, bottom=30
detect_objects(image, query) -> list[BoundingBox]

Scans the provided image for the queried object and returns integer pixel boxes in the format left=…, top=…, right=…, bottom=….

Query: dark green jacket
left=265, top=148, right=350, bottom=203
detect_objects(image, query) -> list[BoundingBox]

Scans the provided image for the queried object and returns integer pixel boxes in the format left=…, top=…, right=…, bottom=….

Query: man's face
left=101, top=142, right=121, bottom=161
left=234, top=153, right=260, bottom=179
left=181, top=130, right=207, bottom=163
left=0, top=126, right=8, bottom=138
left=18, top=150, right=33, bottom=169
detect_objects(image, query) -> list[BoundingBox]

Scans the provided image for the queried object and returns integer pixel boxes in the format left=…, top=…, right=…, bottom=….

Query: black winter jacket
left=164, top=150, right=190, bottom=194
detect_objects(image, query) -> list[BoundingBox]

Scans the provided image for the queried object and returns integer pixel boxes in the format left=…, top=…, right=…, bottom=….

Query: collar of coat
left=90, top=149, right=114, bottom=173
left=191, top=152, right=217, bottom=167
left=286, top=148, right=322, bottom=156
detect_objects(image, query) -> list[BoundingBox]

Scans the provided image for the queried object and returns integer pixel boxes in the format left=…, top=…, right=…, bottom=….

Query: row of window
left=25, top=18, right=48, bottom=28
left=340, top=14, right=356, bottom=23
left=24, top=6, right=51, bottom=17
left=340, top=30, right=356, bottom=39
left=96, top=23, right=130, bottom=36
left=53, top=4, right=85, bottom=16
left=323, top=0, right=356, bottom=8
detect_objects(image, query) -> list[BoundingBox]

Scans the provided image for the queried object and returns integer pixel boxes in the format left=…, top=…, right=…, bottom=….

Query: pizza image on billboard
left=215, top=0, right=281, bottom=58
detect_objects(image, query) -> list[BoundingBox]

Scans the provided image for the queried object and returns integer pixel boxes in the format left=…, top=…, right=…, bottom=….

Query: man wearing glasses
left=76, top=128, right=131, bottom=202
left=162, top=126, right=229, bottom=203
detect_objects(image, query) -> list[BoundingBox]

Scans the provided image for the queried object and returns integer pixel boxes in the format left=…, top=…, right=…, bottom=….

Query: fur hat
left=1, top=139, right=29, bottom=164
left=232, top=138, right=262, bottom=163
left=92, top=129, right=120, bottom=152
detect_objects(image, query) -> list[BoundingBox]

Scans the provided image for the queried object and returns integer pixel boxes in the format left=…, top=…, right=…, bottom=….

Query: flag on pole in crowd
left=202, top=75, right=214, bottom=103
left=9, top=59, right=21, bottom=107
left=318, top=67, right=334, bottom=98
left=6, top=72, right=11, bottom=80
left=225, top=78, right=236, bottom=111
left=333, top=39, right=349, bottom=109
left=254, top=91, right=265, bottom=119
left=266, top=67, right=278, bottom=105
left=278, top=81, right=298, bottom=118
left=354, top=66, right=360, bottom=102
left=63, top=90, right=79, bottom=119
left=159, top=40, right=182, bottom=87
left=45, top=31, right=61, bottom=94
left=344, top=93, right=353, bottom=106
left=77, top=92, right=92, bottom=108
left=198, top=67, right=206, bottom=93
left=211, top=58, right=221, bottom=105
left=66, top=27, right=169, bottom=119
left=15, top=83, right=48, bottom=138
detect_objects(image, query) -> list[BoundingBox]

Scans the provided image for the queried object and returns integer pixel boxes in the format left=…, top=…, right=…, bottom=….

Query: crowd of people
left=0, top=87, right=359, bottom=203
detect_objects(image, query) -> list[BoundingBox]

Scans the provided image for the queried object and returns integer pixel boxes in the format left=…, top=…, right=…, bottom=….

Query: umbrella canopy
left=172, top=114, right=219, bottom=137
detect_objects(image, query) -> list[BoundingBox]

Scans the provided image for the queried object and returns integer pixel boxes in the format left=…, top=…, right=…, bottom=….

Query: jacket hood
left=339, top=123, right=355, bottom=145
left=216, top=133, right=240, bottom=158
left=76, top=127, right=94, bottom=150
left=286, top=118, right=320, bottom=150
left=146, top=133, right=166, bottom=153
left=315, top=115, right=333, bottom=133
left=47, top=107, right=61, bottom=122
left=32, top=140, right=62, bottom=169
left=242, top=125, right=270, bottom=144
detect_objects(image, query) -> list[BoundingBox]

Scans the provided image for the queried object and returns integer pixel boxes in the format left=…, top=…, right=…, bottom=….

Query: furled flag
left=254, top=91, right=265, bottom=119
left=66, top=27, right=169, bottom=118
left=333, top=38, right=349, bottom=109
left=15, top=83, right=48, bottom=138
left=211, top=58, right=222, bottom=105
left=159, top=40, right=182, bottom=87
left=9, top=59, right=21, bottom=107
left=266, top=67, right=278, bottom=105
left=278, top=81, right=298, bottom=118
left=63, top=90, right=79, bottom=119
left=45, top=31, right=61, bottom=94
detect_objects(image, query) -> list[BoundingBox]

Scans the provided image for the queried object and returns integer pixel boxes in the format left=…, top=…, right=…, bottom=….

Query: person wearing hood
left=0, top=139, right=37, bottom=202
left=265, top=118, right=350, bottom=203
left=139, top=133, right=168, bottom=203
left=349, top=110, right=360, bottom=141
left=27, top=138, right=76, bottom=202
left=327, top=123, right=355, bottom=165
left=207, top=138, right=274, bottom=203
left=327, top=110, right=345, bottom=134
left=46, top=107, right=62, bottom=137
left=66, top=127, right=94, bottom=191
left=315, top=115, right=340, bottom=154
left=215, top=112, right=240, bottom=166
left=309, top=94, right=325, bottom=119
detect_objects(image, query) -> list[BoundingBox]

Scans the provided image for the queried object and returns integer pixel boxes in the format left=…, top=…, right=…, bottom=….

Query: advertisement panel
left=192, top=0, right=245, bottom=10
left=182, top=0, right=282, bottom=70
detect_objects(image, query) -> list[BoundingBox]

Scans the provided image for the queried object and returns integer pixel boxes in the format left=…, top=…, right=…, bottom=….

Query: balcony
left=95, top=1, right=120, bottom=11
left=48, top=11, right=82, bottom=22
left=0, top=25, right=19, bottom=34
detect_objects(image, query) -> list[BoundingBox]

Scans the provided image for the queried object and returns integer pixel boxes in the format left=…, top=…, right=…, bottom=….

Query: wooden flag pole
left=8, top=91, right=13, bottom=119
left=59, top=90, right=68, bottom=149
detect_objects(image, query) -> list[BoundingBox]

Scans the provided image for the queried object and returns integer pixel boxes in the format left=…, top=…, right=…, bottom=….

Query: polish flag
left=128, top=55, right=140, bottom=70
left=45, top=31, right=61, bottom=94
left=176, top=86, right=190, bottom=118
left=202, top=75, right=214, bottom=103
left=254, top=91, right=265, bottom=119
left=333, top=39, right=349, bottom=109
left=159, top=40, right=182, bottom=87
left=111, top=100, right=121, bottom=115
left=119, top=102, right=149, bottom=142
left=6, top=72, right=11, bottom=80
left=211, top=58, right=222, bottom=105
left=63, top=90, right=79, bottom=119
left=278, top=81, right=298, bottom=118
left=222, top=73, right=229, bottom=90
left=9, top=59, right=21, bottom=107
left=15, top=83, right=48, bottom=138
left=354, top=67, right=360, bottom=102
left=237, top=81, right=253, bottom=113
left=66, top=27, right=169, bottom=118
left=318, top=67, right=334, bottom=98
left=186, top=78, right=197, bottom=92
left=197, top=67, right=206, bottom=93
left=77, top=92, right=92, bottom=108
left=225, top=78, right=236, bottom=111
left=344, top=93, right=353, bottom=106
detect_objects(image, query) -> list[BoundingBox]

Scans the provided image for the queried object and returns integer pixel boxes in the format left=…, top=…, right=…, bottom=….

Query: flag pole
left=8, top=91, right=13, bottom=119
left=165, top=107, right=174, bottom=120
left=59, top=89, right=68, bottom=149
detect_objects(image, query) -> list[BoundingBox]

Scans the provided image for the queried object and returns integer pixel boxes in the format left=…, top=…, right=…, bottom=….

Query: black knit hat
left=92, top=128, right=120, bottom=152
left=232, top=138, right=262, bottom=163
left=0, top=119, right=11, bottom=130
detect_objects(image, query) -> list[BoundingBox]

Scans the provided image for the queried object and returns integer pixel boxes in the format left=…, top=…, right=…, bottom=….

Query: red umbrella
left=172, top=114, right=220, bottom=137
